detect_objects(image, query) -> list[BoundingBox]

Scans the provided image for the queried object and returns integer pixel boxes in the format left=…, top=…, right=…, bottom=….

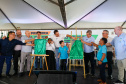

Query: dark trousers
left=46, top=50, right=56, bottom=70
left=84, top=52, right=95, bottom=75
left=107, top=52, right=113, bottom=76
left=0, top=56, right=12, bottom=75
left=60, top=59, right=67, bottom=70
left=99, top=63, right=106, bottom=82
left=13, top=50, right=21, bottom=73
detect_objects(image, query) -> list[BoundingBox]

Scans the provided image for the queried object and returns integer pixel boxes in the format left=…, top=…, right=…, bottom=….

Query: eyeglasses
left=102, top=33, right=107, bottom=34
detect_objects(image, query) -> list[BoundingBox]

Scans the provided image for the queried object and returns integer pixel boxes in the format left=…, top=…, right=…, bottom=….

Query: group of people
left=0, top=26, right=126, bottom=84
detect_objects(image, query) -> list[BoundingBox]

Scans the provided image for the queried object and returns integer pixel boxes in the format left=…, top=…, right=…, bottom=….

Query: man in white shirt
left=102, top=30, right=113, bottom=79
left=45, top=30, right=75, bottom=70
left=46, top=38, right=55, bottom=70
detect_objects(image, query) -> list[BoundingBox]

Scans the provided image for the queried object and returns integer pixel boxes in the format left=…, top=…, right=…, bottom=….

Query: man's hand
left=58, top=55, right=60, bottom=58
left=72, top=37, right=76, bottom=40
left=91, top=42, right=95, bottom=46
left=31, top=44, right=34, bottom=46
left=31, top=38, right=35, bottom=41
left=44, top=36, right=48, bottom=39
left=2, top=36, right=6, bottom=40
left=98, top=61, right=102, bottom=65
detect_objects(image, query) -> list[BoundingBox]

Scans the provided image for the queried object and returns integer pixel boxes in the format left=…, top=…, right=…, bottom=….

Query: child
left=58, top=40, right=69, bottom=70
left=46, top=38, right=55, bottom=70
left=91, top=38, right=107, bottom=84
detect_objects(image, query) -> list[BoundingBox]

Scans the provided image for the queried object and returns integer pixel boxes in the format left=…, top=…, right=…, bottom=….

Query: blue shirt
left=83, top=36, right=95, bottom=53
left=97, top=45, right=107, bottom=63
left=58, top=46, right=68, bottom=59
left=0, top=38, right=26, bottom=56
left=111, top=33, right=126, bottom=60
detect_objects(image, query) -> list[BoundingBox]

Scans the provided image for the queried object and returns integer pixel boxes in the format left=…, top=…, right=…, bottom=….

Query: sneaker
left=0, top=74, right=2, bottom=78
left=27, top=71, right=30, bottom=75
left=91, top=74, right=95, bottom=77
left=13, top=72, right=18, bottom=76
left=107, top=75, right=113, bottom=79
left=6, top=74, right=11, bottom=78
left=40, top=68, right=43, bottom=70
left=97, top=79, right=102, bottom=82
left=85, top=73, right=90, bottom=75
left=99, top=82, right=107, bottom=84
left=18, top=72, right=24, bottom=77
left=35, top=68, right=37, bottom=70
left=114, top=80, right=123, bottom=83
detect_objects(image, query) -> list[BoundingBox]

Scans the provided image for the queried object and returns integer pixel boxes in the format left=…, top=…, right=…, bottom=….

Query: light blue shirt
left=97, top=45, right=107, bottom=63
left=83, top=36, right=95, bottom=53
left=111, top=33, right=126, bottom=60
left=58, top=46, right=68, bottom=59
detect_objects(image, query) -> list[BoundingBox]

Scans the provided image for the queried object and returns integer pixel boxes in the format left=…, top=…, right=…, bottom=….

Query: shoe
left=107, top=75, right=113, bottom=79
left=13, top=72, right=18, bottom=76
left=27, top=71, right=30, bottom=75
left=91, top=74, right=95, bottom=77
left=6, top=74, right=11, bottom=78
left=18, top=72, right=24, bottom=77
left=35, top=68, right=37, bottom=70
left=97, top=79, right=102, bottom=82
left=114, top=80, right=123, bottom=83
left=0, top=74, right=2, bottom=78
left=99, top=82, right=107, bottom=84
left=40, top=68, right=43, bottom=70
left=85, top=73, right=90, bottom=75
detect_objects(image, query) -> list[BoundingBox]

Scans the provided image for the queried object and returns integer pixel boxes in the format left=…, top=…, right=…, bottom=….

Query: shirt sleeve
left=110, top=38, right=115, bottom=46
left=21, top=36, right=25, bottom=43
left=15, top=39, right=26, bottom=45
left=102, top=46, right=107, bottom=54
left=61, top=34, right=67, bottom=39
left=82, top=37, right=85, bottom=41
left=51, top=43, right=55, bottom=51
left=66, top=46, right=69, bottom=51
left=58, top=48, right=61, bottom=53
left=91, top=37, right=95, bottom=43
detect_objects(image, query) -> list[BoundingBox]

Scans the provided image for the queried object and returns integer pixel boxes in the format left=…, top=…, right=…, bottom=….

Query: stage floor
left=0, top=63, right=125, bottom=84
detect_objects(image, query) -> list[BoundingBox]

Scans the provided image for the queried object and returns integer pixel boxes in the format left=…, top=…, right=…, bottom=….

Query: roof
left=0, top=0, right=126, bottom=30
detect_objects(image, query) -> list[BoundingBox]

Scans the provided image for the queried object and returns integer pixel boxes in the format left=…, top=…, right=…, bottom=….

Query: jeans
left=55, top=48, right=60, bottom=70
left=34, top=56, right=42, bottom=68
left=0, top=56, right=12, bottom=75
left=99, top=63, right=106, bottom=82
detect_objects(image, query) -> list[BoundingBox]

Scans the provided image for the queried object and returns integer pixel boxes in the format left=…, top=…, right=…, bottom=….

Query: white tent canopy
left=0, top=0, right=126, bottom=30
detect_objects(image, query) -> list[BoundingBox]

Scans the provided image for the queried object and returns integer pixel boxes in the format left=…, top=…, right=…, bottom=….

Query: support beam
left=58, top=0, right=67, bottom=28
left=48, top=0, right=59, bottom=6
left=68, top=0, right=107, bottom=28
left=0, top=9, right=17, bottom=30
left=65, top=0, right=75, bottom=6
left=22, top=0, right=65, bottom=29
left=121, top=20, right=126, bottom=27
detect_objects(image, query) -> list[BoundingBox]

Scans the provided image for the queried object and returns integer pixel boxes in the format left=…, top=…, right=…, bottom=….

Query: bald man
left=106, top=26, right=126, bottom=83
left=19, top=31, right=34, bottom=77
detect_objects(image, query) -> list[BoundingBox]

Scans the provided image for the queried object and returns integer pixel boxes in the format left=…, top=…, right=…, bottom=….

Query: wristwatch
left=100, top=60, right=103, bottom=62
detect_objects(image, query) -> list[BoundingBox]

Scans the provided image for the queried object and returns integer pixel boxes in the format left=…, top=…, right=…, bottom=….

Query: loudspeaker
left=34, top=70, right=77, bottom=84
